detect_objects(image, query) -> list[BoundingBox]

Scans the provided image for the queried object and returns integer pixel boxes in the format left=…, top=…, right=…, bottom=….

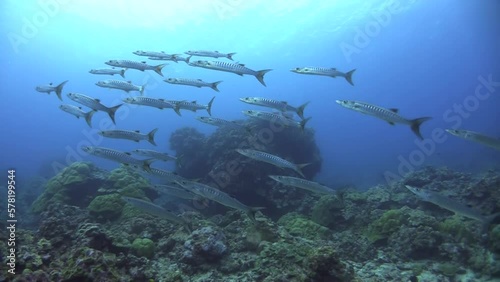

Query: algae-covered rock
left=489, top=224, right=500, bottom=253
left=366, top=208, right=408, bottom=242
left=310, top=195, right=345, bottom=229
left=131, top=238, right=155, bottom=258
left=438, top=215, right=477, bottom=244
left=32, top=162, right=107, bottom=213
left=105, top=166, right=150, bottom=198
left=87, top=193, right=125, bottom=220
left=278, top=212, right=330, bottom=240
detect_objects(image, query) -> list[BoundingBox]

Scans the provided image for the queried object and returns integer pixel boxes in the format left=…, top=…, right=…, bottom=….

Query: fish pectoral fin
left=135, top=130, right=140, bottom=132
left=125, top=152, right=132, bottom=155
left=387, top=121, right=395, bottom=125
left=389, top=108, right=399, bottom=113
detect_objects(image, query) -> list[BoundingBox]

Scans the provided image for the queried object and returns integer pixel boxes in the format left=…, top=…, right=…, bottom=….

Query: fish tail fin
left=142, top=159, right=155, bottom=173
left=171, top=54, right=180, bottom=63
left=148, top=128, right=158, bottom=146
left=247, top=207, right=266, bottom=222
left=107, top=104, right=123, bottom=124
left=255, top=69, right=272, bottom=86
left=120, top=68, right=127, bottom=78
left=140, top=84, right=146, bottom=96
left=296, top=163, right=311, bottom=178
left=211, top=81, right=222, bottom=92
left=299, top=117, right=312, bottom=132
left=345, top=69, right=356, bottom=86
left=185, top=56, right=192, bottom=64
left=227, top=52, right=236, bottom=60
left=296, top=101, right=310, bottom=120
left=84, top=110, right=96, bottom=127
left=154, top=64, right=166, bottom=76
left=410, top=117, right=432, bottom=140
left=55, top=80, right=68, bottom=101
left=207, top=96, right=215, bottom=116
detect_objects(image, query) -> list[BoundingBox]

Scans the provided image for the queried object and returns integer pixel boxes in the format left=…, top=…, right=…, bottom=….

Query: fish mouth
left=335, top=100, right=343, bottom=105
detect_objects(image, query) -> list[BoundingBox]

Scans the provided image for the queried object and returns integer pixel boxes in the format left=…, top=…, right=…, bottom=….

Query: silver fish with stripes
left=291, top=67, right=356, bottom=86
left=105, top=60, right=166, bottom=76
left=98, top=128, right=158, bottom=146
left=82, top=146, right=154, bottom=172
left=243, top=110, right=310, bottom=131
left=164, top=78, right=222, bottom=92
left=195, top=116, right=243, bottom=129
left=151, top=184, right=197, bottom=200
left=336, top=100, right=432, bottom=140
left=122, top=96, right=179, bottom=115
left=446, top=129, right=500, bottom=151
left=172, top=96, right=215, bottom=116
left=133, top=50, right=176, bottom=58
left=96, top=79, right=145, bottom=95
left=188, top=60, right=272, bottom=86
left=145, top=167, right=187, bottom=182
left=59, top=104, right=96, bottom=127
left=149, top=55, right=191, bottom=64
left=67, top=92, right=122, bottom=124
left=35, top=80, right=68, bottom=101
left=132, top=149, right=178, bottom=162
left=239, top=97, right=309, bottom=120
left=269, top=175, right=336, bottom=195
left=121, top=196, right=191, bottom=232
left=89, top=68, right=127, bottom=78
left=236, top=149, right=310, bottom=178
left=175, top=179, right=264, bottom=221
left=185, top=50, right=236, bottom=60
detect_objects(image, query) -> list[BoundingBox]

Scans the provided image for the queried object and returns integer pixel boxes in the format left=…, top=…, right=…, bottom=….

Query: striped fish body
left=121, top=196, right=187, bottom=227
left=176, top=180, right=252, bottom=212
left=269, top=175, right=335, bottom=195
left=239, top=97, right=288, bottom=112
left=291, top=67, right=356, bottom=85
left=132, top=149, right=177, bottom=162
left=123, top=97, right=175, bottom=110
left=336, top=100, right=410, bottom=125
left=164, top=78, right=221, bottom=91
left=98, top=129, right=158, bottom=145
left=152, top=184, right=196, bottom=200
left=147, top=167, right=186, bottom=182
left=196, top=116, right=240, bottom=128
left=173, top=96, right=215, bottom=116
left=35, top=80, right=68, bottom=100
left=149, top=55, right=191, bottom=63
left=96, top=80, right=144, bottom=94
left=89, top=68, right=126, bottom=78
left=243, top=110, right=308, bottom=130
left=59, top=104, right=95, bottom=127
left=133, top=50, right=173, bottom=57
left=446, top=129, right=500, bottom=151
left=67, top=92, right=122, bottom=124
left=185, top=50, right=235, bottom=60
left=82, top=146, right=154, bottom=170
left=105, top=60, right=165, bottom=76
left=189, top=60, right=271, bottom=86
left=236, top=149, right=309, bottom=178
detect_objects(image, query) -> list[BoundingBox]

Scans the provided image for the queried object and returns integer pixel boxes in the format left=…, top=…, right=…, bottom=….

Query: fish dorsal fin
left=331, top=68, right=336, bottom=70
left=49, top=82, right=53, bottom=85
left=161, top=51, right=165, bottom=53
left=125, top=152, right=132, bottom=155
left=78, top=106, right=82, bottom=109
left=112, top=67, right=116, bottom=69
left=389, top=108, right=399, bottom=113
left=197, top=79, right=202, bottom=81
left=135, top=130, right=140, bottom=133
left=387, top=121, right=395, bottom=125
left=95, top=99, right=101, bottom=102
left=191, top=100, right=197, bottom=103
left=127, top=80, right=132, bottom=83
left=281, top=101, right=288, bottom=104
left=215, top=51, right=220, bottom=53
left=159, top=98, right=165, bottom=101
left=141, top=61, right=146, bottom=63
left=238, top=63, right=245, bottom=66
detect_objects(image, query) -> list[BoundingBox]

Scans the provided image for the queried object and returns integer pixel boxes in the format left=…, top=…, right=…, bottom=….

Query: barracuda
left=336, top=100, right=432, bottom=140
left=35, top=80, right=68, bottom=101
left=67, top=92, right=122, bottom=124
left=405, top=185, right=500, bottom=233
left=122, top=196, right=191, bottom=232
left=185, top=50, right=236, bottom=60
left=152, top=184, right=197, bottom=200
left=98, top=129, right=158, bottom=146
left=269, top=175, right=336, bottom=195
left=242, top=110, right=311, bottom=131
left=236, top=149, right=310, bottom=178
left=291, top=67, right=356, bottom=86
left=58, top=104, right=96, bottom=127
left=89, top=68, right=127, bottom=78
left=172, top=96, right=215, bottom=116
left=446, top=129, right=500, bottom=151
left=95, top=79, right=145, bottom=95
left=188, top=60, right=272, bottom=86
left=122, top=96, right=179, bottom=115
left=82, top=146, right=154, bottom=172
left=105, top=59, right=166, bottom=76
left=175, top=179, right=264, bottom=221
left=131, top=149, right=178, bottom=162
left=164, top=78, right=222, bottom=92
left=239, top=97, right=309, bottom=120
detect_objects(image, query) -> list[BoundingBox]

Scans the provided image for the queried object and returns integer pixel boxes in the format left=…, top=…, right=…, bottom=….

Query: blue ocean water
left=1, top=0, right=499, bottom=189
